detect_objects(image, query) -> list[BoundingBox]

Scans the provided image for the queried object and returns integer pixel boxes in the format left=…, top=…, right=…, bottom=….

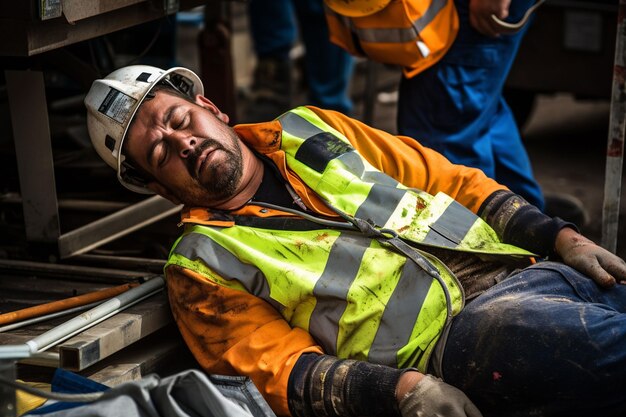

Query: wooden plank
left=83, top=327, right=196, bottom=387
left=58, top=293, right=171, bottom=371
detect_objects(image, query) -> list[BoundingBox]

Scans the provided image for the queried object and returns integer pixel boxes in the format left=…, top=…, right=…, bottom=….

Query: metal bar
left=0, top=301, right=102, bottom=333
left=199, top=2, right=237, bottom=123
left=362, top=61, right=379, bottom=126
left=0, top=277, right=165, bottom=360
left=0, top=193, right=130, bottom=213
left=0, top=259, right=151, bottom=283
left=18, top=352, right=59, bottom=368
left=601, top=0, right=626, bottom=253
left=0, top=283, right=137, bottom=326
left=0, top=0, right=206, bottom=57
left=72, top=254, right=166, bottom=272
left=86, top=333, right=183, bottom=387
left=0, top=360, right=16, bottom=417
left=5, top=70, right=60, bottom=243
left=58, top=195, right=181, bottom=259
left=31, top=281, right=165, bottom=353
left=59, top=293, right=171, bottom=371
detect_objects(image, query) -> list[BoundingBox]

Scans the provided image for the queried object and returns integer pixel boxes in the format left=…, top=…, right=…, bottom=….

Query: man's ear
left=194, top=94, right=230, bottom=124
left=146, top=181, right=182, bottom=205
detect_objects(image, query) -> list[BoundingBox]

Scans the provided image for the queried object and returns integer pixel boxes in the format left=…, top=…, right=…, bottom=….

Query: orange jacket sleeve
left=309, top=106, right=507, bottom=214
left=166, top=265, right=323, bottom=416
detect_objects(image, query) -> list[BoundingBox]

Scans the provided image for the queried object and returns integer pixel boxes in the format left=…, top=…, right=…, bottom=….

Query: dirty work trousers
left=441, top=262, right=626, bottom=417
left=397, top=0, right=544, bottom=209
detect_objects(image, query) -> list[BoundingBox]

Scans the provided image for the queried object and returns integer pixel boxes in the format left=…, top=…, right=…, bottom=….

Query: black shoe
left=544, top=192, right=589, bottom=228
left=242, top=57, right=293, bottom=122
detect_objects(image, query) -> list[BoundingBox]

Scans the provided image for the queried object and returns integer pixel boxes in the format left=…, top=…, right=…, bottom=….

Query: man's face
left=124, top=90, right=243, bottom=206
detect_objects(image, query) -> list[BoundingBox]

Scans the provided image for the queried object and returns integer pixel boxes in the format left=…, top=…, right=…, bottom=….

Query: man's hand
left=555, top=227, right=626, bottom=287
left=469, top=0, right=512, bottom=37
left=397, top=372, right=483, bottom=417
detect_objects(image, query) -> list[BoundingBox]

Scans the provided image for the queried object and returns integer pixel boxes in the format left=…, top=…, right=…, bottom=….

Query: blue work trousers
left=248, top=0, right=354, bottom=113
left=397, top=0, right=544, bottom=209
left=442, top=262, right=626, bottom=416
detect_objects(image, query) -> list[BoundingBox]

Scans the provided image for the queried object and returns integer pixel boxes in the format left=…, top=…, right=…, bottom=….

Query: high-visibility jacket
left=164, top=106, right=534, bottom=415
left=324, top=0, right=459, bottom=78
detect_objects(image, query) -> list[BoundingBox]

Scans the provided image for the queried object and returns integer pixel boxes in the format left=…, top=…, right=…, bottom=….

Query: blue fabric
left=397, top=0, right=544, bottom=209
left=442, top=262, right=626, bottom=417
left=248, top=0, right=354, bottom=113
left=28, top=369, right=110, bottom=414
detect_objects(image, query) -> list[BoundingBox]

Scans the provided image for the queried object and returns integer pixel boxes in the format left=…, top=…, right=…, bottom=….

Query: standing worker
left=245, top=0, right=354, bottom=122
left=85, top=65, right=626, bottom=417
left=324, top=0, right=585, bottom=221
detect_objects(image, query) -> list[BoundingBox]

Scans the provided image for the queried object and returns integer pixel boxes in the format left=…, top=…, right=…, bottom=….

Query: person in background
left=244, top=0, right=354, bottom=122
left=323, top=0, right=587, bottom=225
left=396, top=0, right=590, bottom=223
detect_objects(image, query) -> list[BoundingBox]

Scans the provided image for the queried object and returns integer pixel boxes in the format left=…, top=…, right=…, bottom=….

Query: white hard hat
left=84, top=65, right=203, bottom=193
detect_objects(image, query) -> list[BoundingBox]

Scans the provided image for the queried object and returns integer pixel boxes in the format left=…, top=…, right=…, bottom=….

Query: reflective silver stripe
left=348, top=0, right=448, bottom=43
left=368, top=259, right=433, bottom=367
left=279, top=109, right=407, bottom=226
left=337, top=151, right=365, bottom=177
left=362, top=170, right=399, bottom=186
left=173, top=232, right=281, bottom=310
left=279, top=111, right=324, bottom=139
left=423, top=200, right=476, bottom=248
left=337, top=151, right=401, bottom=187
left=413, top=0, right=448, bottom=32
left=309, top=233, right=369, bottom=355
left=355, top=183, right=406, bottom=227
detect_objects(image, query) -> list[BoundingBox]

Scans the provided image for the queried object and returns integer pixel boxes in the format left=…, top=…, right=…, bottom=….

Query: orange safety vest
left=324, top=0, right=459, bottom=78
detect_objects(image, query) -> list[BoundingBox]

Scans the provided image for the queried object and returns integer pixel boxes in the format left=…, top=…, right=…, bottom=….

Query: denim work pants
left=248, top=0, right=354, bottom=113
left=397, top=0, right=544, bottom=209
left=442, top=262, right=626, bottom=417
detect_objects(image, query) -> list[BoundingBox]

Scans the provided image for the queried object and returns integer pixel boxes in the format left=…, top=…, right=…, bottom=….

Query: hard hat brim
left=324, top=0, right=392, bottom=17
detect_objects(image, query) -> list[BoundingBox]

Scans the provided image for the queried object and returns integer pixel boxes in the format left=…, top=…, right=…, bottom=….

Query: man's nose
left=174, top=135, right=197, bottom=158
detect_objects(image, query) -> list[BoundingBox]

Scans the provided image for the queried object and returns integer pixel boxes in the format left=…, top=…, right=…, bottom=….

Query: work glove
left=555, top=227, right=626, bottom=287
left=399, top=375, right=483, bottom=417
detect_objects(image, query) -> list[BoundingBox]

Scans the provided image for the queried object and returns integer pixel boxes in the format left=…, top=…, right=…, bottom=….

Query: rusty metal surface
left=0, top=0, right=205, bottom=57
left=601, top=0, right=626, bottom=252
left=62, top=0, right=146, bottom=24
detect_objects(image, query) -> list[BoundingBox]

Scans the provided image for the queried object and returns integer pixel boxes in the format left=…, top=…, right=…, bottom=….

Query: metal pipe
left=72, top=254, right=166, bottom=272
left=0, top=277, right=165, bottom=360
left=601, top=0, right=626, bottom=253
left=18, top=352, right=59, bottom=368
left=0, top=259, right=150, bottom=283
left=0, top=193, right=130, bottom=212
left=0, top=301, right=102, bottom=333
left=58, top=195, right=181, bottom=259
left=0, top=360, right=16, bottom=417
left=0, top=283, right=137, bottom=326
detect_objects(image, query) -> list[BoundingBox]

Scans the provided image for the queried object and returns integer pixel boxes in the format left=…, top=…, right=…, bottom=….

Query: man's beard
left=184, top=133, right=243, bottom=203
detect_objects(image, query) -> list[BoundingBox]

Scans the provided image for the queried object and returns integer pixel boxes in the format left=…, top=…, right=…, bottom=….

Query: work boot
left=243, top=56, right=293, bottom=122
left=544, top=192, right=589, bottom=228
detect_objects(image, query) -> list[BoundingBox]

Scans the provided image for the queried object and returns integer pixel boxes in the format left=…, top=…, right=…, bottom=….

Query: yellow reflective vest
left=166, top=106, right=533, bottom=372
